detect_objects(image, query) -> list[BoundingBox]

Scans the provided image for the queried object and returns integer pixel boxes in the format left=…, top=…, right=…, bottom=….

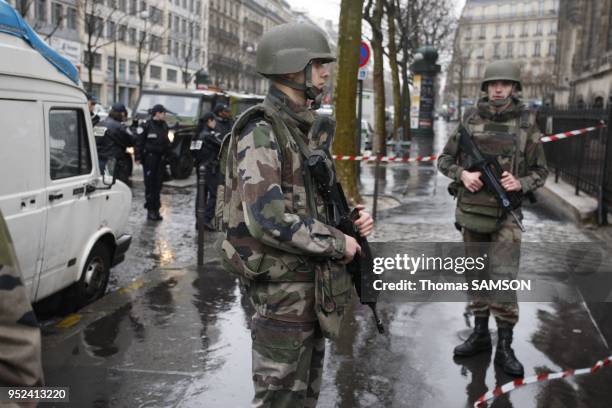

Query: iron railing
left=538, top=106, right=611, bottom=224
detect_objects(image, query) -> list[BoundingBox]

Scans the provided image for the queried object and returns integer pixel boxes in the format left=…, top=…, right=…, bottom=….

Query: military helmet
left=481, top=60, right=522, bottom=91
left=256, top=23, right=336, bottom=76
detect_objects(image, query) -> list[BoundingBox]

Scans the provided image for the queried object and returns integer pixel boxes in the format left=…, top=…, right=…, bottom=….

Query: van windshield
left=135, top=94, right=200, bottom=118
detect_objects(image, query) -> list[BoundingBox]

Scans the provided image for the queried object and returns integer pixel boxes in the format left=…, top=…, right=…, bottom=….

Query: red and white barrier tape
left=539, top=121, right=606, bottom=143
left=331, top=122, right=607, bottom=163
left=331, top=154, right=437, bottom=162
left=474, top=355, right=612, bottom=407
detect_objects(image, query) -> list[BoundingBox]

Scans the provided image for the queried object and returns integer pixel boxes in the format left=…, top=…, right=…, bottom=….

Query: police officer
left=0, top=209, right=44, bottom=388
left=94, top=103, right=134, bottom=183
left=192, top=111, right=222, bottom=230
left=219, top=23, right=373, bottom=407
left=213, top=103, right=234, bottom=139
left=87, top=94, right=100, bottom=126
left=438, top=60, right=548, bottom=377
left=135, top=104, right=172, bottom=221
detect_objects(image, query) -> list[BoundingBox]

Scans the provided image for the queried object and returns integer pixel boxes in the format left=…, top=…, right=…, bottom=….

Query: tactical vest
left=455, top=107, right=533, bottom=233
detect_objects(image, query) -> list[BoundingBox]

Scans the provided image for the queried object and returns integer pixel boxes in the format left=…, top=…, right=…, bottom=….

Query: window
left=464, top=26, right=472, bottom=41
left=549, top=21, right=557, bottom=35
left=519, top=42, right=526, bottom=56
left=150, top=35, right=161, bottom=53
left=479, top=24, right=486, bottom=39
left=150, top=65, right=161, bottom=80
left=167, top=69, right=177, bottom=82
left=52, top=2, right=62, bottom=27
left=128, top=28, right=136, bottom=45
left=130, top=0, right=137, bottom=14
left=506, top=42, right=513, bottom=57
left=49, top=109, right=92, bottom=180
left=521, top=22, right=528, bottom=37
left=507, top=24, right=514, bottom=37
left=36, top=0, right=47, bottom=22
left=84, top=52, right=102, bottom=69
left=107, top=56, right=115, bottom=74
left=107, top=20, right=116, bottom=38
left=168, top=13, right=173, bottom=30
left=174, top=16, right=180, bottom=31
left=463, top=64, right=470, bottom=78
left=476, top=46, right=484, bottom=59
left=118, top=25, right=127, bottom=42
left=167, top=39, right=172, bottom=55
left=495, top=24, right=502, bottom=38
left=129, top=60, right=137, bottom=78
left=67, top=7, right=77, bottom=29
left=533, top=41, right=541, bottom=56
left=536, top=22, right=543, bottom=36
left=118, top=0, right=126, bottom=12
left=548, top=41, right=556, bottom=56
left=538, top=0, right=544, bottom=16
left=493, top=42, right=500, bottom=57
left=119, top=58, right=126, bottom=79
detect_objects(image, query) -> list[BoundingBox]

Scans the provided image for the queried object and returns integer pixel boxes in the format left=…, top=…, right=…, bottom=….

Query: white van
left=0, top=7, right=132, bottom=310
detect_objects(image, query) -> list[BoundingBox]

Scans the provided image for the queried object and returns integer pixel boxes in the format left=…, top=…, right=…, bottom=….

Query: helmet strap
left=303, top=62, right=324, bottom=110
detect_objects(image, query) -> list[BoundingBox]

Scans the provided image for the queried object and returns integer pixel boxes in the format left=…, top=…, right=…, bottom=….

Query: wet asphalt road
left=40, top=120, right=612, bottom=408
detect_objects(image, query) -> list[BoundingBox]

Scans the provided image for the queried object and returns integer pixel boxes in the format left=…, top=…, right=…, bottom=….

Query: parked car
left=0, top=5, right=132, bottom=311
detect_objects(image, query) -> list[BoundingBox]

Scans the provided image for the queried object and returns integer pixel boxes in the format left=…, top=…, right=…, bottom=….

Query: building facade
left=9, top=0, right=208, bottom=107
left=445, top=0, right=560, bottom=108
left=553, top=0, right=612, bottom=107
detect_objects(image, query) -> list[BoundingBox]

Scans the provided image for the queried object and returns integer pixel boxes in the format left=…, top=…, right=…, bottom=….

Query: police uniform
left=0, top=209, right=44, bottom=388
left=135, top=106, right=171, bottom=221
left=94, top=105, right=134, bottom=183
left=219, top=23, right=352, bottom=407
left=438, top=60, right=548, bottom=377
left=192, top=115, right=223, bottom=229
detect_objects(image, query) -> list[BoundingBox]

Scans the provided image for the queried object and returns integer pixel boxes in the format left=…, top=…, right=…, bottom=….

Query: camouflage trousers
left=462, top=217, right=522, bottom=328
left=249, top=283, right=325, bottom=408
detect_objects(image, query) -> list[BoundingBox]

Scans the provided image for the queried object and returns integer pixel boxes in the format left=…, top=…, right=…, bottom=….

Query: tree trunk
left=332, top=0, right=364, bottom=203
left=400, top=64, right=411, bottom=141
left=370, top=0, right=386, bottom=155
left=386, top=0, right=401, bottom=141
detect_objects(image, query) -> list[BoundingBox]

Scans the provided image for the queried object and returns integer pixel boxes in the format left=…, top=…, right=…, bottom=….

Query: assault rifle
left=458, top=125, right=526, bottom=232
left=307, top=152, right=385, bottom=334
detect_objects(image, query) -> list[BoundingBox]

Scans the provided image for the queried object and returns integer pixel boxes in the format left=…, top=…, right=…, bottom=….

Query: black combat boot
left=147, top=210, right=163, bottom=221
left=494, top=327, right=524, bottom=377
left=454, top=316, right=492, bottom=356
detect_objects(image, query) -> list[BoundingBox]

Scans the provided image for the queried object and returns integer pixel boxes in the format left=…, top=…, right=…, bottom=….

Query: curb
left=535, top=179, right=598, bottom=224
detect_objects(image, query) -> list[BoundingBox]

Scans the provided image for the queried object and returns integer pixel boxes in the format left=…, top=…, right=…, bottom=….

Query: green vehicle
left=227, top=91, right=265, bottom=117
left=133, top=89, right=229, bottom=179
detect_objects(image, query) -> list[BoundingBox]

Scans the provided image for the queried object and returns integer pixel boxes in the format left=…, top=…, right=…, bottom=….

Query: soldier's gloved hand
left=354, top=204, right=374, bottom=237
left=460, top=170, right=484, bottom=193
left=341, top=235, right=361, bottom=264
left=501, top=171, right=522, bottom=192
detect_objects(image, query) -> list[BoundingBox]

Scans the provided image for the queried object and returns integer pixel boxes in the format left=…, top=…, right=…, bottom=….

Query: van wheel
left=71, top=244, right=111, bottom=308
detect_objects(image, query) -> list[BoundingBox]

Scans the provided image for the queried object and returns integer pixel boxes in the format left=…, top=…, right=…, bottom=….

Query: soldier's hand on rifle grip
left=460, top=170, right=484, bottom=193
left=501, top=171, right=522, bottom=192
left=341, top=235, right=361, bottom=264
left=354, top=204, right=374, bottom=237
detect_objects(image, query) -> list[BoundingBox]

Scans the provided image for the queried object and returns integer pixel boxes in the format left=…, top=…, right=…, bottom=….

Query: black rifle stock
left=458, top=125, right=525, bottom=231
left=308, top=155, right=385, bottom=334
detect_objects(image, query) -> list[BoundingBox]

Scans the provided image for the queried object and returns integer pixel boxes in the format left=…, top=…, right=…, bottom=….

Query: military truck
left=132, top=89, right=229, bottom=179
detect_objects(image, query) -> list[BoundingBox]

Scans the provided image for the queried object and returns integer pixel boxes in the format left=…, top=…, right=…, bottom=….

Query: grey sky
left=285, top=0, right=466, bottom=25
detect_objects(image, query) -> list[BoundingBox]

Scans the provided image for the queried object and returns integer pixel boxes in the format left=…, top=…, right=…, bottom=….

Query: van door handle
left=49, top=193, right=64, bottom=201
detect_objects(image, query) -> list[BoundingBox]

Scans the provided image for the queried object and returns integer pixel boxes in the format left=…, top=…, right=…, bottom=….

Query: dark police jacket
left=135, top=119, right=171, bottom=162
left=214, top=116, right=234, bottom=139
left=94, top=116, right=133, bottom=161
left=192, top=126, right=223, bottom=170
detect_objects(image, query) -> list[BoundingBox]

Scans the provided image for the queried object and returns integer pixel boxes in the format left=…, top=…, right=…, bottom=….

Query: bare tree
left=393, top=0, right=456, bottom=139
left=79, top=0, right=119, bottom=94
left=333, top=0, right=364, bottom=202
left=364, top=0, right=387, bottom=155
left=179, top=18, right=199, bottom=89
left=135, top=16, right=167, bottom=97
left=384, top=0, right=401, bottom=141
left=13, top=0, right=67, bottom=41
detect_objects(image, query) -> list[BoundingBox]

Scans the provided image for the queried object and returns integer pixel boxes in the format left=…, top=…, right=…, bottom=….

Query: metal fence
left=537, top=106, right=612, bottom=224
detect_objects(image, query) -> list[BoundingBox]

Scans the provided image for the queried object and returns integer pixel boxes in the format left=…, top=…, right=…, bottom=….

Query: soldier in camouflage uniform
left=219, top=23, right=373, bottom=407
left=0, top=209, right=44, bottom=388
left=438, top=60, right=548, bottom=377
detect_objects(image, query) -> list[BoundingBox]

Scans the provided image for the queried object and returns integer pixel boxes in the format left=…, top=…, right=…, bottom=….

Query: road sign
left=358, top=68, right=368, bottom=80
left=359, top=41, right=371, bottom=68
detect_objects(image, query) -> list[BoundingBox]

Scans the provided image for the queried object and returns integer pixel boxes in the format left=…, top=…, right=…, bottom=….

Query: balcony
left=209, top=26, right=240, bottom=46
left=209, top=53, right=242, bottom=71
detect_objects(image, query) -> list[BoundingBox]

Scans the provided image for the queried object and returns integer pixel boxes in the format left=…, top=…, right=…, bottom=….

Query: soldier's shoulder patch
left=251, top=123, right=277, bottom=149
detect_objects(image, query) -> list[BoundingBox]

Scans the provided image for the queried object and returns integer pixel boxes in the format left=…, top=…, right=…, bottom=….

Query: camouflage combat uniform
left=219, top=85, right=352, bottom=407
left=437, top=97, right=548, bottom=327
left=0, top=209, right=44, bottom=388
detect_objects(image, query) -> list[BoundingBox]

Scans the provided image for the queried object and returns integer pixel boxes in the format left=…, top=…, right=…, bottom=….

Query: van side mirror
left=102, top=158, right=118, bottom=186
